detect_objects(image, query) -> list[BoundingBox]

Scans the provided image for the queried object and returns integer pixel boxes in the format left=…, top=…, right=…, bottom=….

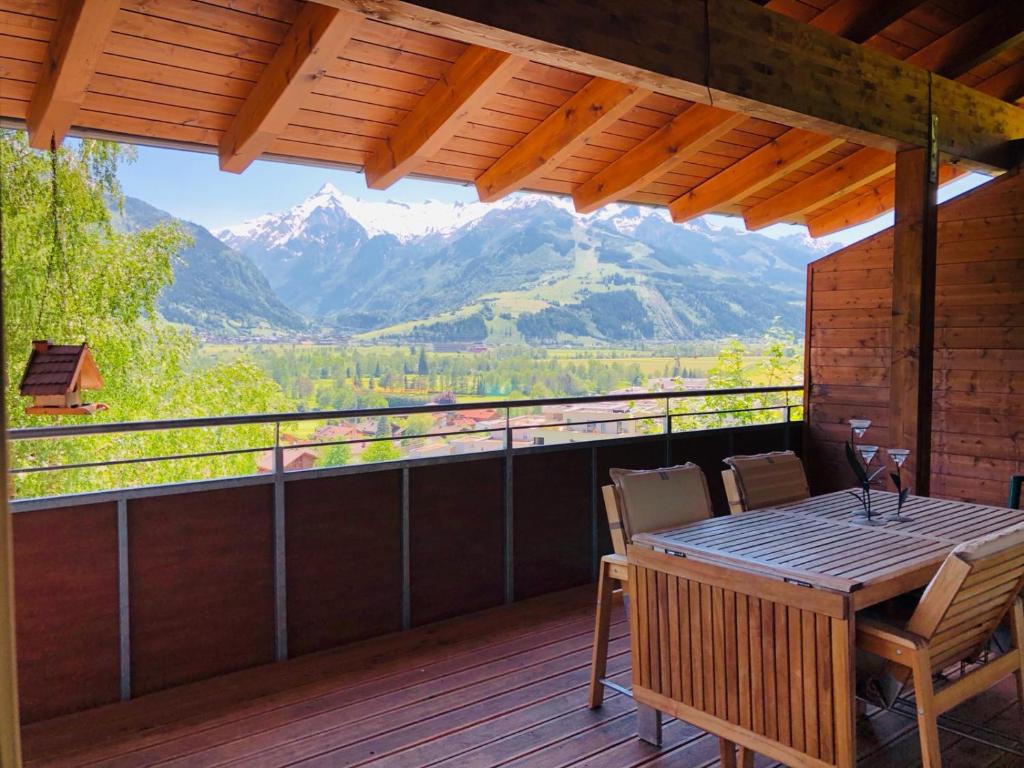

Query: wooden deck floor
left=24, top=586, right=1022, bottom=768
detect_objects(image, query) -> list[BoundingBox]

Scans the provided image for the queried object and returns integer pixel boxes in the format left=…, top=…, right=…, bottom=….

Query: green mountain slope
left=116, top=197, right=306, bottom=335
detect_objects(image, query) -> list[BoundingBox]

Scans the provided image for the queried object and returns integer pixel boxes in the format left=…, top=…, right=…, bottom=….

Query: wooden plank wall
left=806, top=168, right=1024, bottom=504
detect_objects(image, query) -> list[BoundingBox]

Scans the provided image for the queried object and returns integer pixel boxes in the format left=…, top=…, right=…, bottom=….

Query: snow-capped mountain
left=217, top=183, right=839, bottom=342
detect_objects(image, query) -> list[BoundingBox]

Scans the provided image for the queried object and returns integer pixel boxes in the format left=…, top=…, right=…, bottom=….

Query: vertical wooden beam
left=0, top=207, right=23, bottom=766
left=890, top=141, right=938, bottom=494
left=27, top=0, right=120, bottom=149
left=220, top=4, right=361, bottom=173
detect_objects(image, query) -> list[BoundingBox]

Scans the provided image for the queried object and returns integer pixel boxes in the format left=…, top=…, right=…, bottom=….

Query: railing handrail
left=8, top=384, right=802, bottom=441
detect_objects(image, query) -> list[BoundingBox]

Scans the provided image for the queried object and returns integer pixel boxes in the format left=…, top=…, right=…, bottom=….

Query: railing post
left=401, top=467, right=411, bottom=630
left=117, top=497, right=131, bottom=701
left=272, top=423, right=287, bottom=661
left=664, top=398, right=672, bottom=465
left=590, top=447, right=599, bottom=581
left=504, top=407, right=514, bottom=604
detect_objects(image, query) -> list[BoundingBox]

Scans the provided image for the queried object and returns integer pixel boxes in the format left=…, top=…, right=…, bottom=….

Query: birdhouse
left=19, top=340, right=108, bottom=416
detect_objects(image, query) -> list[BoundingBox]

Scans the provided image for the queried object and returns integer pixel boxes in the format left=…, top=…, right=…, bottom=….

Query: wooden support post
left=890, top=135, right=938, bottom=495
left=0, top=218, right=23, bottom=765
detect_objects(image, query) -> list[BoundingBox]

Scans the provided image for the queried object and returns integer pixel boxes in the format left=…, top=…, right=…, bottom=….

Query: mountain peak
left=315, top=181, right=343, bottom=197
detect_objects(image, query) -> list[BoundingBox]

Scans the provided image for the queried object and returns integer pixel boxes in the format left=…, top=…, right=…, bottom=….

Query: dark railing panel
left=513, top=450, right=592, bottom=601
left=409, top=458, right=504, bottom=626
left=7, top=387, right=803, bottom=721
left=14, top=503, right=120, bottom=723
left=670, top=429, right=736, bottom=515
left=285, top=472, right=403, bottom=656
left=128, top=485, right=275, bottom=695
left=730, top=421, right=794, bottom=457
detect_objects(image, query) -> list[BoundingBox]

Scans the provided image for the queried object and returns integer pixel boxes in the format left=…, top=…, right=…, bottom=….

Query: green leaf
left=845, top=441, right=868, bottom=484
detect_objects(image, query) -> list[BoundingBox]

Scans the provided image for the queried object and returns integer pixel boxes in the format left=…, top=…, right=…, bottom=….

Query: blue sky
left=116, top=143, right=990, bottom=246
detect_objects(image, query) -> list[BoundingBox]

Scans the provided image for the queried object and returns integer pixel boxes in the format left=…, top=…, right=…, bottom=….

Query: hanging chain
left=36, top=134, right=73, bottom=338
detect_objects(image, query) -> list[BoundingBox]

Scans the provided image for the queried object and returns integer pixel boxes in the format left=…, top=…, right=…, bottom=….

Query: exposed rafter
left=475, top=78, right=650, bottom=202
left=977, top=61, right=1024, bottom=105
left=743, top=147, right=894, bottom=230
left=365, top=45, right=526, bottom=189
left=27, top=0, right=120, bottom=149
left=805, top=166, right=964, bottom=238
left=219, top=4, right=361, bottom=173
left=572, top=105, right=745, bottom=214
left=907, top=0, right=1024, bottom=80
left=322, top=0, right=1024, bottom=170
left=667, top=130, right=844, bottom=223
left=767, top=0, right=923, bottom=43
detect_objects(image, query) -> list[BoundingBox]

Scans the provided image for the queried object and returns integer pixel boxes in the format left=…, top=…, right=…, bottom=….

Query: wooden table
left=627, top=490, right=1024, bottom=768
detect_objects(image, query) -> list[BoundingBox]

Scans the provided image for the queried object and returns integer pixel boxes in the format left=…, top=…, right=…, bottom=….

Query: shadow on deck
left=23, top=586, right=1022, bottom=768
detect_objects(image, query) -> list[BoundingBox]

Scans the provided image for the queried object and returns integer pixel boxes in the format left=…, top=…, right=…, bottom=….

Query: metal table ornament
left=845, top=419, right=912, bottom=525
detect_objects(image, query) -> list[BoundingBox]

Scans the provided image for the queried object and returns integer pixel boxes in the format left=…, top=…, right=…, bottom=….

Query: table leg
left=637, top=703, right=662, bottom=746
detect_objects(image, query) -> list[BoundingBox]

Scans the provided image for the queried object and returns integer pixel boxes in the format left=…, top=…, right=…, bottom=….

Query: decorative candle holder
left=887, top=448, right=912, bottom=522
left=844, top=420, right=912, bottom=526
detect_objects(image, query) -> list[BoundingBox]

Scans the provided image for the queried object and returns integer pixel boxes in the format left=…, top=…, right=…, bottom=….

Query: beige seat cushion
left=723, top=451, right=810, bottom=511
left=953, top=522, right=1024, bottom=562
left=608, top=463, right=713, bottom=543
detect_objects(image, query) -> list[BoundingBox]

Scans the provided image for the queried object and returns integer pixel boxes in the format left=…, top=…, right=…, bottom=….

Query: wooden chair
left=855, top=523, right=1024, bottom=768
left=588, top=463, right=714, bottom=708
left=721, top=450, right=810, bottom=513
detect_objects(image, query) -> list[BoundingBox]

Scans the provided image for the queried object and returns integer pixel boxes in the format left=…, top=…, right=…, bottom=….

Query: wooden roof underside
left=1, top=0, right=1022, bottom=236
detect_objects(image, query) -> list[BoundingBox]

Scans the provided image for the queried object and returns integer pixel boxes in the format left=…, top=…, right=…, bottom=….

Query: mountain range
left=117, top=182, right=837, bottom=342
left=216, top=183, right=837, bottom=342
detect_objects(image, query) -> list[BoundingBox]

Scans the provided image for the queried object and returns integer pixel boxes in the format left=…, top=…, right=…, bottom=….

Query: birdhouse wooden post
left=19, top=341, right=108, bottom=416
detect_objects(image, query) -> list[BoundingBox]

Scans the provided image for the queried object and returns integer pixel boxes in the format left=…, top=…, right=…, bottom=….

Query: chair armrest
left=856, top=617, right=927, bottom=663
left=601, top=553, right=629, bottom=582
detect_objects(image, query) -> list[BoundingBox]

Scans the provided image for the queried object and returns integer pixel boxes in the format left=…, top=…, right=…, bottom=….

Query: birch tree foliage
left=1, top=132, right=289, bottom=498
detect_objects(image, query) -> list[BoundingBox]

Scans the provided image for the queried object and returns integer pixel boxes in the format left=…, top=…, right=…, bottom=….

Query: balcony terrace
left=0, top=0, right=1022, bottom=766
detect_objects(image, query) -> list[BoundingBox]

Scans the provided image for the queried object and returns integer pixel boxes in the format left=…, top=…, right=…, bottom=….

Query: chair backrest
left=601, top=484, right=628, bottom=556
left=606, top=463, right=713, bottom=546
left=722, top=450, right=810, bottom=512
left=907, top=522, right=1024, bottom=672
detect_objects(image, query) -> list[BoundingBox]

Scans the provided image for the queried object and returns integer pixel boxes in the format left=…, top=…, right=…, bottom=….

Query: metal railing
left=8, top=385, right=804, bottom=499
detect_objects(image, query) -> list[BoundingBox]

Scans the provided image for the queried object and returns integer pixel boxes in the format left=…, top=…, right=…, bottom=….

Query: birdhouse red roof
left=19, top=341, right=103, bottom=396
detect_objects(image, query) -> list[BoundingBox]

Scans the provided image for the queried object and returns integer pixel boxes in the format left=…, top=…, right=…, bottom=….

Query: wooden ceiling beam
left=806, top=166, right=964, bottom=237
left=220, top=4, right=361, bottom=173
left=27, top=0, right=120, bottom=149
left=767, top=0, right=924, bottom=43
left=667, top=129, right=844, bottom=223
left=475, top=78, right=650, bottom=202
left=741, top=2, right=1022, bottom=235
left=321, top=0, right=1024, bottom=170
left=906, top=0, right=1024, bottom=80
left=572, top=105, right=746, bottom=214
left=366, top=45, right=526, bottom=189
left=743, top=147, right=894, bottom=230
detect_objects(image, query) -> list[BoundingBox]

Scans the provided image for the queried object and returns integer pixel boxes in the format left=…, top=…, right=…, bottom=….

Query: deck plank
left=22, top=585, right=1023, bottom=768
